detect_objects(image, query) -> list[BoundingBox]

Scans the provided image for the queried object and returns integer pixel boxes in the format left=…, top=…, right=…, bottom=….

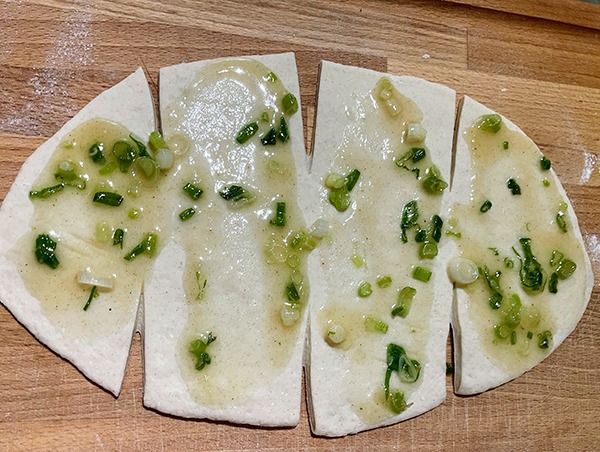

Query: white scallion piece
left=447, top=257, right=479, bottom=285
left=406, top=123, right=427, bottom=143
left=77, top=271, right=114, bottom=289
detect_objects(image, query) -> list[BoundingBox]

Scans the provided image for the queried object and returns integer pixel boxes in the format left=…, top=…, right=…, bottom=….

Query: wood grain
left=1, top=0, right=599, bottom=450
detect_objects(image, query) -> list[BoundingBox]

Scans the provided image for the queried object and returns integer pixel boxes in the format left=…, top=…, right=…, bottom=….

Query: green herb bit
left=124, top=233, right=157, bottom=261
left=527, top=331, right=534, bottom=340
left=504, top=257, right=514, bottom=268
left=477, top=114, right=502, bottom=133
left=420, top=240, right=438, bottom=259
left=510, top=330, right=517, bottom=345
left=99, top=162, right=117, bottom=175
left=183, top=182, right=203, bottom=200
left=431, top=215, right=443, bottom=243
left=556, top=210, right=567, bottom=233
left=88, top=142, right=106, bottom=164
left=270, top=202, right=286, bottom=227
left=130, top=133, right=149, bottom=157
left=179, top=207, right=195, bottom=221
left=264, top=71, right=278, bottom=82
left=260, top=111, right=270, bottom=122
left=93, top=191, right=124, bottom=207
left=286, top=281, right=301, bottom=305
left=29, top=183, right=65, bottom=199
left=54, top=160, right=78, bottom=182
left=377, top=275, right=392, bottom=288
left=83, top=285, right=99, bottom=311
left=281, top=92, right=298, bottom=115
left=446, top=363, right=453, bottom=375
left=326, top=169, right=360, bottom=212
left=503, top=141, right=510, bottom=150
left=357, top=282, right=373, bottom=298
left=556, top=259, right=576, bottom=280
left=392, top=286, right=417, bottom=318
left=400, top=200, right=419, bottom=243
left=479, top=266, right=503, bottom=309
left=374, top=78, right=402, bottom=117
left=289, top=229, right=318, bottom=252
left=112, top=228, right=124, bottom=249
left=218, top=185, right=254, bottom=207
left=537, top=330, right=552, bottom=349
left=412, top=266, right=432, bottom=282
left=385, top=343, right=421, bottom=400
left=395, top=147, right=427, bottom=172
left=548, top=272, right=559, bottom=293
left=550, top=250, right=564, bottom=267
left=278, top=116, right=289, bottom=142
left=350, top=253, right=364, bottom=268
left=507, top=178, right=521, bottom=195
left=35, top=234, right=59, bottom=269
left=513, top=238, right=546, bottom=293
left=128, top=208, right=140, bottom=219
left=235, top=122, right=259, bottom=144
left=540, top=156, right=551, bottom=171
left=480, top=200, right=492, bottom=213
left=149, top=130, right=168, bottom=151
left=542, top=178, right=550, bottom=187
left=388, top=390, right=412, bottom=414
left=189, top=332, right=217, bottom=371
left=195, top=272, right=207, bottom=300
left=261, top=128, right=277, bottom=146
left=489, top=247, right=499, bottom=256
left=364, top=316, right=388, bottom=334
left=422, top=165, right=448, bottom=194
left=112, top=140, right=136, bottom=173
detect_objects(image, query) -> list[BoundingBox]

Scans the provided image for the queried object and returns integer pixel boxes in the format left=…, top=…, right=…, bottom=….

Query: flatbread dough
left=450, top=96, right=594, bottom=395
left=142, top=53, right=310, bottom=426
left=305, top=61, right=456, bottom=436
left=0, top=68, right=156, bottom=395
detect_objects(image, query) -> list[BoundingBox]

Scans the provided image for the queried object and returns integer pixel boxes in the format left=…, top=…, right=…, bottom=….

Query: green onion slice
left=83, top=285, right=99, bottom=311
left=112, top=228, right=124, bottom=249
left=357, top=282, right=373, bottom=298
left=377, top=275, right=392, bottom=288
left=112, top=140, right=136, bottom=173
left=35, top=234, right=59, bottom=269
left=183, top=182, right=203, bottom=200
left=88, top=142, right=106, bottom=164
left=179, top=207, right=195, bottom=221
left=392, top=286, right=416, bottom=318
left=93, top=191, right=124, bottom=207
left=364, top=316, right=388, bottom=334
left=270, top=201, right=286, bottom=227
left=189, top=332, right=216, bottom=371
left=261, top=128, right=277, bottom=146
left=278, top=116, right=289, bottom=142
left=412, top=266, right=432, bottom=282
left=513, top=238, right=546, bottom=293
left=29, top=183, right=65, bottom=199
left=540, top=156, right=551, bottom=171
left=236, top=122, right=259, bottom=144
left=477, top=114, right=502, bottom=133
left=281, top=93, right=298, bottom=115
left=149, top=130, right=168, bottom=151
left=507, top=178, right=521, bottom=195
left=480, top=200, right=492, bottom=213
left=124, top=233, right=157, bottom=261
left=400, top=200, right=419, bottom=243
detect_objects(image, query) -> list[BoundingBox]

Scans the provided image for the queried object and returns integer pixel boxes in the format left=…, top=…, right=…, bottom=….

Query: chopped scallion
left=477, top=114, right=502, bottom=133
left=235, top=122, right=259, bottom=144
left=34, top=234, right=59, bottom=269
left=112, top=140, right=136, bottom=173
left=392, top=286, right=416, bottom=318
left=540, top=156, right=551, bottom=171
left=261, top=128, right=277, bottom=146
left=503, top=141, right=509, bottom=150
left=412, top=266, right=432, bottom=282
left=83, top=285, right=98, bottom=311
left=88, top=142, right=106, bottom=164
left=537, top=330, right=552, bottom=349
left=183, top=182, right=203, bottom=200
left=29, top=183, right=65, bottom=199
left=513, top=238, right=546, bottom=293
left=364, top=316, right=388, bottom=334
left=422, top=165, right=448, bottom=194
left=149, top=130, right=168, bottom=151
left=281, top=93, right=298, bottom=115
left=189, top=332, right=216, bottom=371
left=400, top=200, right=419, bottom=243
left=269, top=202, right=286, bottom=227
left=357, top=282, right=373, bottom=298
left=124, top=233, right=157, bottom=261
left=277, top=116, right=289, bottom=142
left=179, top=207, right=195, bottom=221
left=377, top=275, right=392, bottom=288
left=480, top=200, right=492, bottom=213
left=112, top=228, right=124, bottom=249
left=507, top=178, right=521, bottom=195
left=93, top=191, right=124, bottom=207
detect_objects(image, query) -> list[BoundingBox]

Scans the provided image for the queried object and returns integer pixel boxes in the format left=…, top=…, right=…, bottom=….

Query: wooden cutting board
left=1, top=1, right=599, bottom=450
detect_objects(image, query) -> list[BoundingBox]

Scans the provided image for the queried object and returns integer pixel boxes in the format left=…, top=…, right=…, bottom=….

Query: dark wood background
left=1, top=1, right=599, bottom=450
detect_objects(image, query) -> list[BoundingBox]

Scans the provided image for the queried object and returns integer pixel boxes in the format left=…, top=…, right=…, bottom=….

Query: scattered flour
left=580, top=151, right=599, bottom=184
left=422, top=53, right=430, bottom=59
